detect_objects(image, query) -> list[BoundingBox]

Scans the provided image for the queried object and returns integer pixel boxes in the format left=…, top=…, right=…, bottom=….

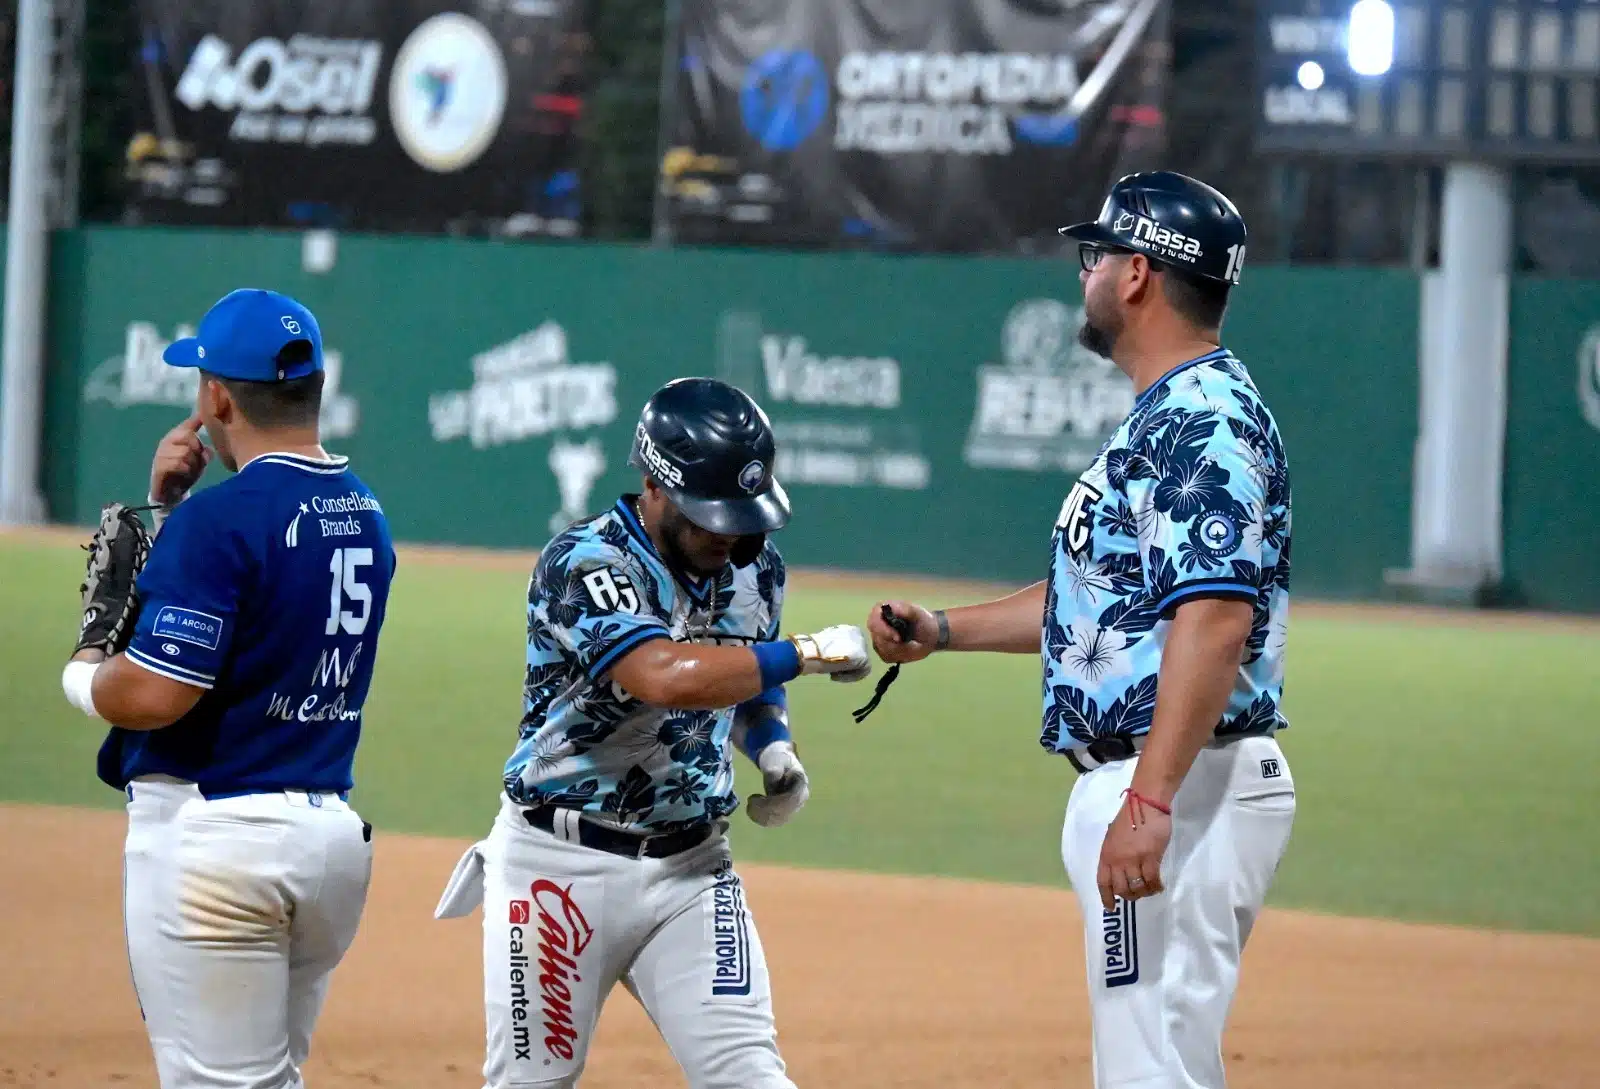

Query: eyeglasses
left=1078, top=243, right=1127, bottom=273
left=1077, top=242, right=1167, bottom=274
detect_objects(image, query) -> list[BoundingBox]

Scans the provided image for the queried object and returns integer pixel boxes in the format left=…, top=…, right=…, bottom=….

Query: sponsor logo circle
left=1580, top=325, right=1600, bottom=432
left=389, top=13, right=508, bottom=173
left=161, top=642, right=182, bottom=656
left=1002, top=298, right=1074, bottom=372
left=1197, top=511, right=1241, bottom=556
left=740, top=49, right=829, bottom=151
left=738, top=459, right=765, bottom=493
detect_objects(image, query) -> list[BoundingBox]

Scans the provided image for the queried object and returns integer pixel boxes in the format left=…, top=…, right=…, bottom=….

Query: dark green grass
left=3, top=537, right=1595, bottom=935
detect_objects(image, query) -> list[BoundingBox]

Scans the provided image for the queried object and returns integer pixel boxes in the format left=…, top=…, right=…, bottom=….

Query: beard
left=1077, top=306, right=1119, bottom=359
left=1077, top=320, right=1115, bottom=359
left=1076, top=276, right=1123, bottom=360
left=659, top=507, right=726, bottom=578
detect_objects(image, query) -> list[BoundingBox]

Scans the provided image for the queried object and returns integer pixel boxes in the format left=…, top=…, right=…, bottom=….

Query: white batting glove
left=746, top=741, right=810, bottom=828
left=789, top=625, right=871, bottom=683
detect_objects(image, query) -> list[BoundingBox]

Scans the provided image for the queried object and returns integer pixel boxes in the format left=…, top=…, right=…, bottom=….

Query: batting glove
left=790, top=624, right=872, bottom=683
left=746, top=741, right=810, bottom=828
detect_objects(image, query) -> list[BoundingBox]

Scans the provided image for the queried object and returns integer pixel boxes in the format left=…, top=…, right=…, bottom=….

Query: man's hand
left=1097, top=792, right=1172, bottom=911
left=745, top=741, right=809, bottom=827
left=867, top=601, right=940, bottom=663
left=790, top=625, right=871, bottom=683
left=150, top=413, right=212, bottom=506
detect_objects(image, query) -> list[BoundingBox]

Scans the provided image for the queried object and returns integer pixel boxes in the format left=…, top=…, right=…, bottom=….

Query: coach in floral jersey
left=870, top=172, right=1296, bottom=1089
left=436, top=377, right=870, bottom=1089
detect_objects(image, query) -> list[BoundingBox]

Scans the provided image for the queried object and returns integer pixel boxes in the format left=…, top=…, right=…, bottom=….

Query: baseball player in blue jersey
left=435, top=377, right=870, bottom=1089
left=61, top=288, right=396, bottom=1089
left=869, top=173, right=1295, bottom=1089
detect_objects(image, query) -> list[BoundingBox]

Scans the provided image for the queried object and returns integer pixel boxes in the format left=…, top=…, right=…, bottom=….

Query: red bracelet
left=1122, top=788, right=1172, bottom=826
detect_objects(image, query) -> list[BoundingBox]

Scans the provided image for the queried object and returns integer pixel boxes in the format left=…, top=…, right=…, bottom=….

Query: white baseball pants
left=1061, top=735, right=1296, bottom=1089
left=435, top=795, right=795, bottom=1089
left=121, top=776, right=373, bottom=1089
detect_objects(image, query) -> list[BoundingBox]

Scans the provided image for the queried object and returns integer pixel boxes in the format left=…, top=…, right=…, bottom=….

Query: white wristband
left=149, top=491, right=181, bottom=532
left=61, top=660, right=103, bottom=718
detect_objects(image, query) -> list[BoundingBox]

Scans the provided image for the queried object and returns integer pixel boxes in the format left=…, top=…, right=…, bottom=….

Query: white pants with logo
left=1061, top=736, right=1296, bottom=1089
left=436, top=795, right=795, bottom=1089
left=122, top=777, right=374, bottom=1089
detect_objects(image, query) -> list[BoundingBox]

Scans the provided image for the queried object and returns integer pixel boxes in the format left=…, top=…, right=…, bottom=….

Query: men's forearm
left=63, top=654, right=192, bottom=730
left=1129, top=600, right=1252, bottom=805
left=612, top=640, right=793, bottom=710
left=733, top=695, right=791, bottom=763
left=943, top=581, right=1048, bottom=653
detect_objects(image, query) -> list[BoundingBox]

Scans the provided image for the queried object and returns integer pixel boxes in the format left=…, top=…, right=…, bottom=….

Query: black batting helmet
left=1059, top=171, right=1247, bottom=285
left=627, top=377, right=790, bottom=538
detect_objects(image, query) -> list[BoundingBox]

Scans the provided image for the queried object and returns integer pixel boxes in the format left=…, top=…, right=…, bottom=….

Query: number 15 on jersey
left=327, top=547, right=373, bottom=636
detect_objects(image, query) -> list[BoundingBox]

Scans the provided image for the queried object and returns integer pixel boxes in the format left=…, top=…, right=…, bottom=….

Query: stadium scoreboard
left=1258, top=0, right=1600, bottom=162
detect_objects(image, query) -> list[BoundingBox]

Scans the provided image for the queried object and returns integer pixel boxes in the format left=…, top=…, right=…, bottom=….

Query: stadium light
left=1348, top=0, right=1396, bottom=76
left=1297, top=61, right=1326, bottom=91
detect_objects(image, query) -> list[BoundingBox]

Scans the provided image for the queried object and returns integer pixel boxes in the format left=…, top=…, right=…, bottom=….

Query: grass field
left=3, top=533, right=1596, bottom=937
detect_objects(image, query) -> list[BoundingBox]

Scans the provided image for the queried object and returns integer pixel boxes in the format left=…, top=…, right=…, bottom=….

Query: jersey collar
left=1133, top=347, right=1233, bottom=410
left=241, top=451, right=350, bottom=476
left=612, top=495, right=715, bottom=605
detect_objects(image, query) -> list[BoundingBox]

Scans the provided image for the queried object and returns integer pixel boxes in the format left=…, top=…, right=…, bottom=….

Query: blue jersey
left=504, top=496, right=787, bottom=833
left=98, top=452, right=396, bottom=796
left=1042, top=349, right=1291, bottom=756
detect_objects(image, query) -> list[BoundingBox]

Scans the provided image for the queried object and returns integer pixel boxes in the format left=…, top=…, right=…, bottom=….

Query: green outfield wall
left=22, top=225, right=1588, bottom=607
left=1503, top=279, right=1600, bottom=612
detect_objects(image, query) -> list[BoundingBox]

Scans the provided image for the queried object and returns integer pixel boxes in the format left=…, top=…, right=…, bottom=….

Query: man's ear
left=1120, top=254, right=1157, bottom=305
left=204, top=377, right=235, bottom=426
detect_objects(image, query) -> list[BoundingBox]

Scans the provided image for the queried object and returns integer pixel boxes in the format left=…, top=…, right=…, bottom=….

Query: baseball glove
left=74, top=503, right=157, bottom=657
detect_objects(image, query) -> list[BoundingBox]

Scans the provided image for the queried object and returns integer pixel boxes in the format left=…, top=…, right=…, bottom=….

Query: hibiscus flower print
left=1060, top=553, right=1114, bottom=600
left=1126, top=486, right=1162, bottom=541
left=1154, top=455, right=1233, bottom=523
left=1060, top=620, right=1133, bottom=686
left=1099, top=499, right=1140, bottom=539
left=1179, top=367, right=1217, bottom=410
left=659, top=770, right=705, bottom=807
left=526, top=732, right=575, bottom=776
left=1238, top=440, right=1272, bottom=496
left=544, top=575, right=589, bottom=630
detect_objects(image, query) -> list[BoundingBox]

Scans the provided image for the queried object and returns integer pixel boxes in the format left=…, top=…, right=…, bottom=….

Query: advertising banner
left=125, top=0, right=589, bottom=236
left=656, top=0, right=1169, bottom=252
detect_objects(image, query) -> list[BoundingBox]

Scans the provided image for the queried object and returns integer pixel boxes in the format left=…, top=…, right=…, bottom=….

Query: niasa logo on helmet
left=636, top=425, right=686, bottom=488
left=1116, top=212, right=1203, bottom=264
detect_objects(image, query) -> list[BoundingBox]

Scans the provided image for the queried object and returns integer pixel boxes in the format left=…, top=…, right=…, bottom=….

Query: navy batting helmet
left=1059, top=171, right=1247, bottom=285
left=627, top=377, right=790, bottom=538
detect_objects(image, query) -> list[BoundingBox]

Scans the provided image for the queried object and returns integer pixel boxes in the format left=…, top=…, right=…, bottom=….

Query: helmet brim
left=670, top=479, right=791, bottom=536
left=1058, top=222, right=1120, bottom=247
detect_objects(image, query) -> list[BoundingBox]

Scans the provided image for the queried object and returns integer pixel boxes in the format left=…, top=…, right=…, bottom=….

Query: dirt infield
left=2, top=805, right=1595, bottom=1089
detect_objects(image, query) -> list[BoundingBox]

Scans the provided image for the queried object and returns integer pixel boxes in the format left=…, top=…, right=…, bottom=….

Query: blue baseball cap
left=163, top=289, right=324, bottom=382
